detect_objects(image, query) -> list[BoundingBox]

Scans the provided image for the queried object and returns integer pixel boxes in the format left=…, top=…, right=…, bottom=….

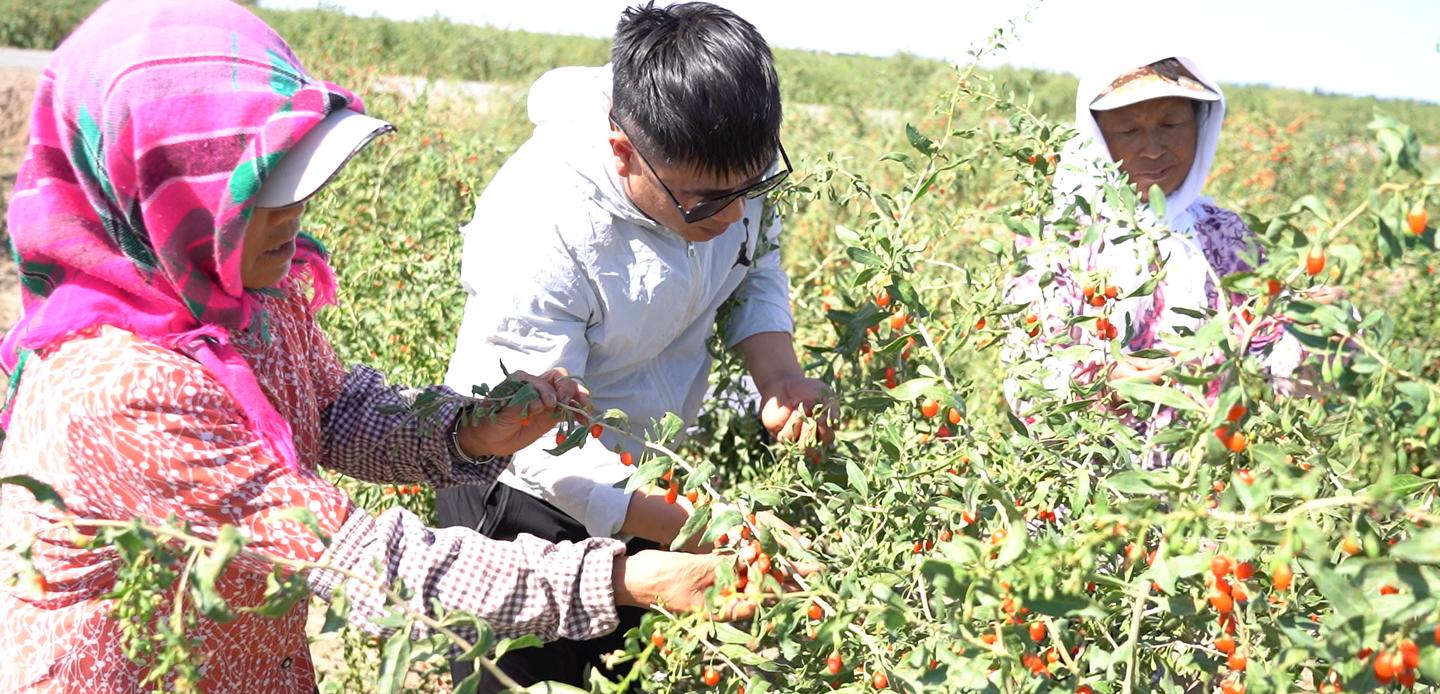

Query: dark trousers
left=435, top=482, right=654, bottom=693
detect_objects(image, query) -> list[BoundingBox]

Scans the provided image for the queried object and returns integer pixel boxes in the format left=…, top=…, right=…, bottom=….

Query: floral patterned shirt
left=0, top=286, right=626, bottom=693
left=1002, top=202, right=1305, bottom=430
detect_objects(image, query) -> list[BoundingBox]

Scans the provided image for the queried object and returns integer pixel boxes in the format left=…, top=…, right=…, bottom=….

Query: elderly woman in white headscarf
left=1001, top=51, right=1314, bottom=449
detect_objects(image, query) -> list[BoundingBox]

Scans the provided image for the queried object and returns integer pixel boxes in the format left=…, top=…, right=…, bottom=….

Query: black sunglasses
left=610, top=113, right=791, bottom=224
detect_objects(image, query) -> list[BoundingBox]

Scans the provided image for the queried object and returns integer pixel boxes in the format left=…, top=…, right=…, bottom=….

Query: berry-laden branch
left=20, top=516, right=527, bottom=692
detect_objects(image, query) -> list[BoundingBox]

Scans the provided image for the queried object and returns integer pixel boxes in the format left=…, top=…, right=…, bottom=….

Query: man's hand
left=456, top=368, right=590, bottom=458
left=734, top=332, right=837, bottom=444
left=760, top=376, right=836, bottom=444
left=1107, top=355, right=1174, bottom=384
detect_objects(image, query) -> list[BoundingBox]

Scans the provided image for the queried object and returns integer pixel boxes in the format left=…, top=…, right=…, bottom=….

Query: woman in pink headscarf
left=0, top=1, right=750, bottom=691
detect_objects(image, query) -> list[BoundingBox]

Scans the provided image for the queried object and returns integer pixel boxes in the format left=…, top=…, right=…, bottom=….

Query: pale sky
left=259, top=0, right=1440, bottom=103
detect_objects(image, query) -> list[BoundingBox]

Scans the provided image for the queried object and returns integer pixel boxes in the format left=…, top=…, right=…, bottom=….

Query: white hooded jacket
left=1053, top=49, right=1228, bottom=347
left=445, top=65, right=793, bottom=537
left=1059, top=51, right=1226, bottom=233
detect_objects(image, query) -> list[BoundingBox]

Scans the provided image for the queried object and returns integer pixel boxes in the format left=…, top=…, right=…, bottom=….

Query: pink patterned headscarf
left=0, top=0, right=359, bottom=470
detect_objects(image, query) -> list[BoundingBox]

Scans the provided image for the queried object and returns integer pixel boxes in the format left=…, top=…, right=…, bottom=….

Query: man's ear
left=609, top=129, right=638, bottom=177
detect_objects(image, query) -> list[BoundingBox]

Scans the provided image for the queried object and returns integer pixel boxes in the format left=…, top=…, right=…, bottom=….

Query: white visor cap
left=255, top=109, right=395, bottom=208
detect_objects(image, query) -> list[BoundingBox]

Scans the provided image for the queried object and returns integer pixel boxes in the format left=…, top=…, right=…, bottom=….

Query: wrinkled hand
left=760, top=376, right=837, bottom=444
left=456, top=368, right=590, bottom=457
left=681, top=507, right=811, bottom=554
left=1108, top=355, right=1174, bottom=384
left=614, top=549, right=822, bottom=620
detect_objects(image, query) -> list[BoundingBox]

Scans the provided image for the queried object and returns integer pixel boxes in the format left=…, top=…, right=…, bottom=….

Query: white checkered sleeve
left=319, top=365, right=508, bottom=488
left=308, top=506, right=627, bottom=642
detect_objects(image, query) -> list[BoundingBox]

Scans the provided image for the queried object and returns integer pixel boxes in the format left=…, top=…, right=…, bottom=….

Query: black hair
left=611, top=2, right=782, bottom=178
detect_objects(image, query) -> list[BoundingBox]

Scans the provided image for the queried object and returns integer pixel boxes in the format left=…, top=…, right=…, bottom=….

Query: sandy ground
left=0, top=63, right=35, bottom=333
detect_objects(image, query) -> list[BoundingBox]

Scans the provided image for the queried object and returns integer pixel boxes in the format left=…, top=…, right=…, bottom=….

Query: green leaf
left=1150, top=552, right=1209, bottom=596
left=1171, top=307, right=1212, bottom=320
left=1299, top=558, right=1369, bottom=620
left=545, top=424, right=589, bottom=456
left=670, top=503, right=711, bottom=550
left=992, top=519, right=1027, bottom=567
left=905, top=123, right=938, bottom=156
left=1127, top=348, right=1172, bottom=359
left=1387, top=474, right=1435, bottom=496
left=911, top=170, right=941, bottom=204
left=1391, top=529, right=1440, bottom=564
left=1025, top=594, right=1105, bottom=619
left=320, top=588, right=350, bottom=634
left=1006, top=409, right=1029, bottom=437
left=1105, top=470, right=1177, bottom=495
left=874, top=194, right=894, bottom=221
left=0, top=475, right=67, bottom=510
left=1289, top=194, right=1333, bottom=224
left=845, top=459, right=871, bottom=497
left=190, top=525, right=244, bottom=622
left=453, top=674, right=481, bottom=694
left=243, top=570, right=310, bottom=618
left=879, top=151, right=913, bottom=168
left=1148, top=185, right=1166, bottom=219
left=599, top=408, right=631, bottom=429
left=454, top=616, right=496, bottom=663
left=894, top=277, right=921, bottom=307
left=1377, top=213, right=1404, bottom=259
left=1110, top=380, right=1203, bottom=412
left=885, top=377, right=940, bottom=402
left=703, top=508, right=743, bottom=543
left=710, top=622, right=755, bottom=645
left=624, top=455, right=670, bottom=493
left=834, top=225, right=862, bottom=246
left=748, top=489, right=783, bottom=507
left=1247, top=443, right=1286, bottom=469
left=1396, top=383, right=1433, bottom=412
left=684, top=462, right=716, bottom=492
left=846, top=247, right=885, bottom=267
left=523, top=683, right=589, bottom=693
left=655, top=412, right=686, bottom=442
left=495, top=634, right=543, bottom=659
left=377, top=628, right=413, bottom=694
left=1421, top=643, right=1440, bottom=683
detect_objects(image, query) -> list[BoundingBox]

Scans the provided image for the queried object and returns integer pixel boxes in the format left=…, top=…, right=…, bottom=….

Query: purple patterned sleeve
left=1193, top=204, right=1266, bottom=278
left=318, top=365, right=508, bottom=488
left=308, top=507, right=626, bottom=642
left=1191, top=204, right=1309, bottom=365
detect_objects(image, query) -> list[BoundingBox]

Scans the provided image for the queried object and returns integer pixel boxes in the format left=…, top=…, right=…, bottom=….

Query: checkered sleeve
left=307, top=506, right=626, bottom=642
left=318, top=364, right=509, bottom=488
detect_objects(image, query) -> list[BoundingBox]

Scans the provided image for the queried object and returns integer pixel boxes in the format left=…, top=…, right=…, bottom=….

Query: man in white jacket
left=438, top=2, right=831, bottom=689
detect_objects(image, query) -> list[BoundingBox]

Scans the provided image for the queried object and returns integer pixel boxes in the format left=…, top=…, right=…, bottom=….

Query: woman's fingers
left=505, top=370, right=557, bottom=409
left=537, top=367, right=591, bottom=409
left=788, top=560, right=824, bottom=579
left=1110, top=356, right=1173, bottom=383
left=781, top=409, right=806, bottom=442
left=562, top=378, right=592, bottom=410
left=757, top=511, right=812, bottom=550
left=504, top=368, right=592, bottom=416
left=717, top=593, right=759, bottom=621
